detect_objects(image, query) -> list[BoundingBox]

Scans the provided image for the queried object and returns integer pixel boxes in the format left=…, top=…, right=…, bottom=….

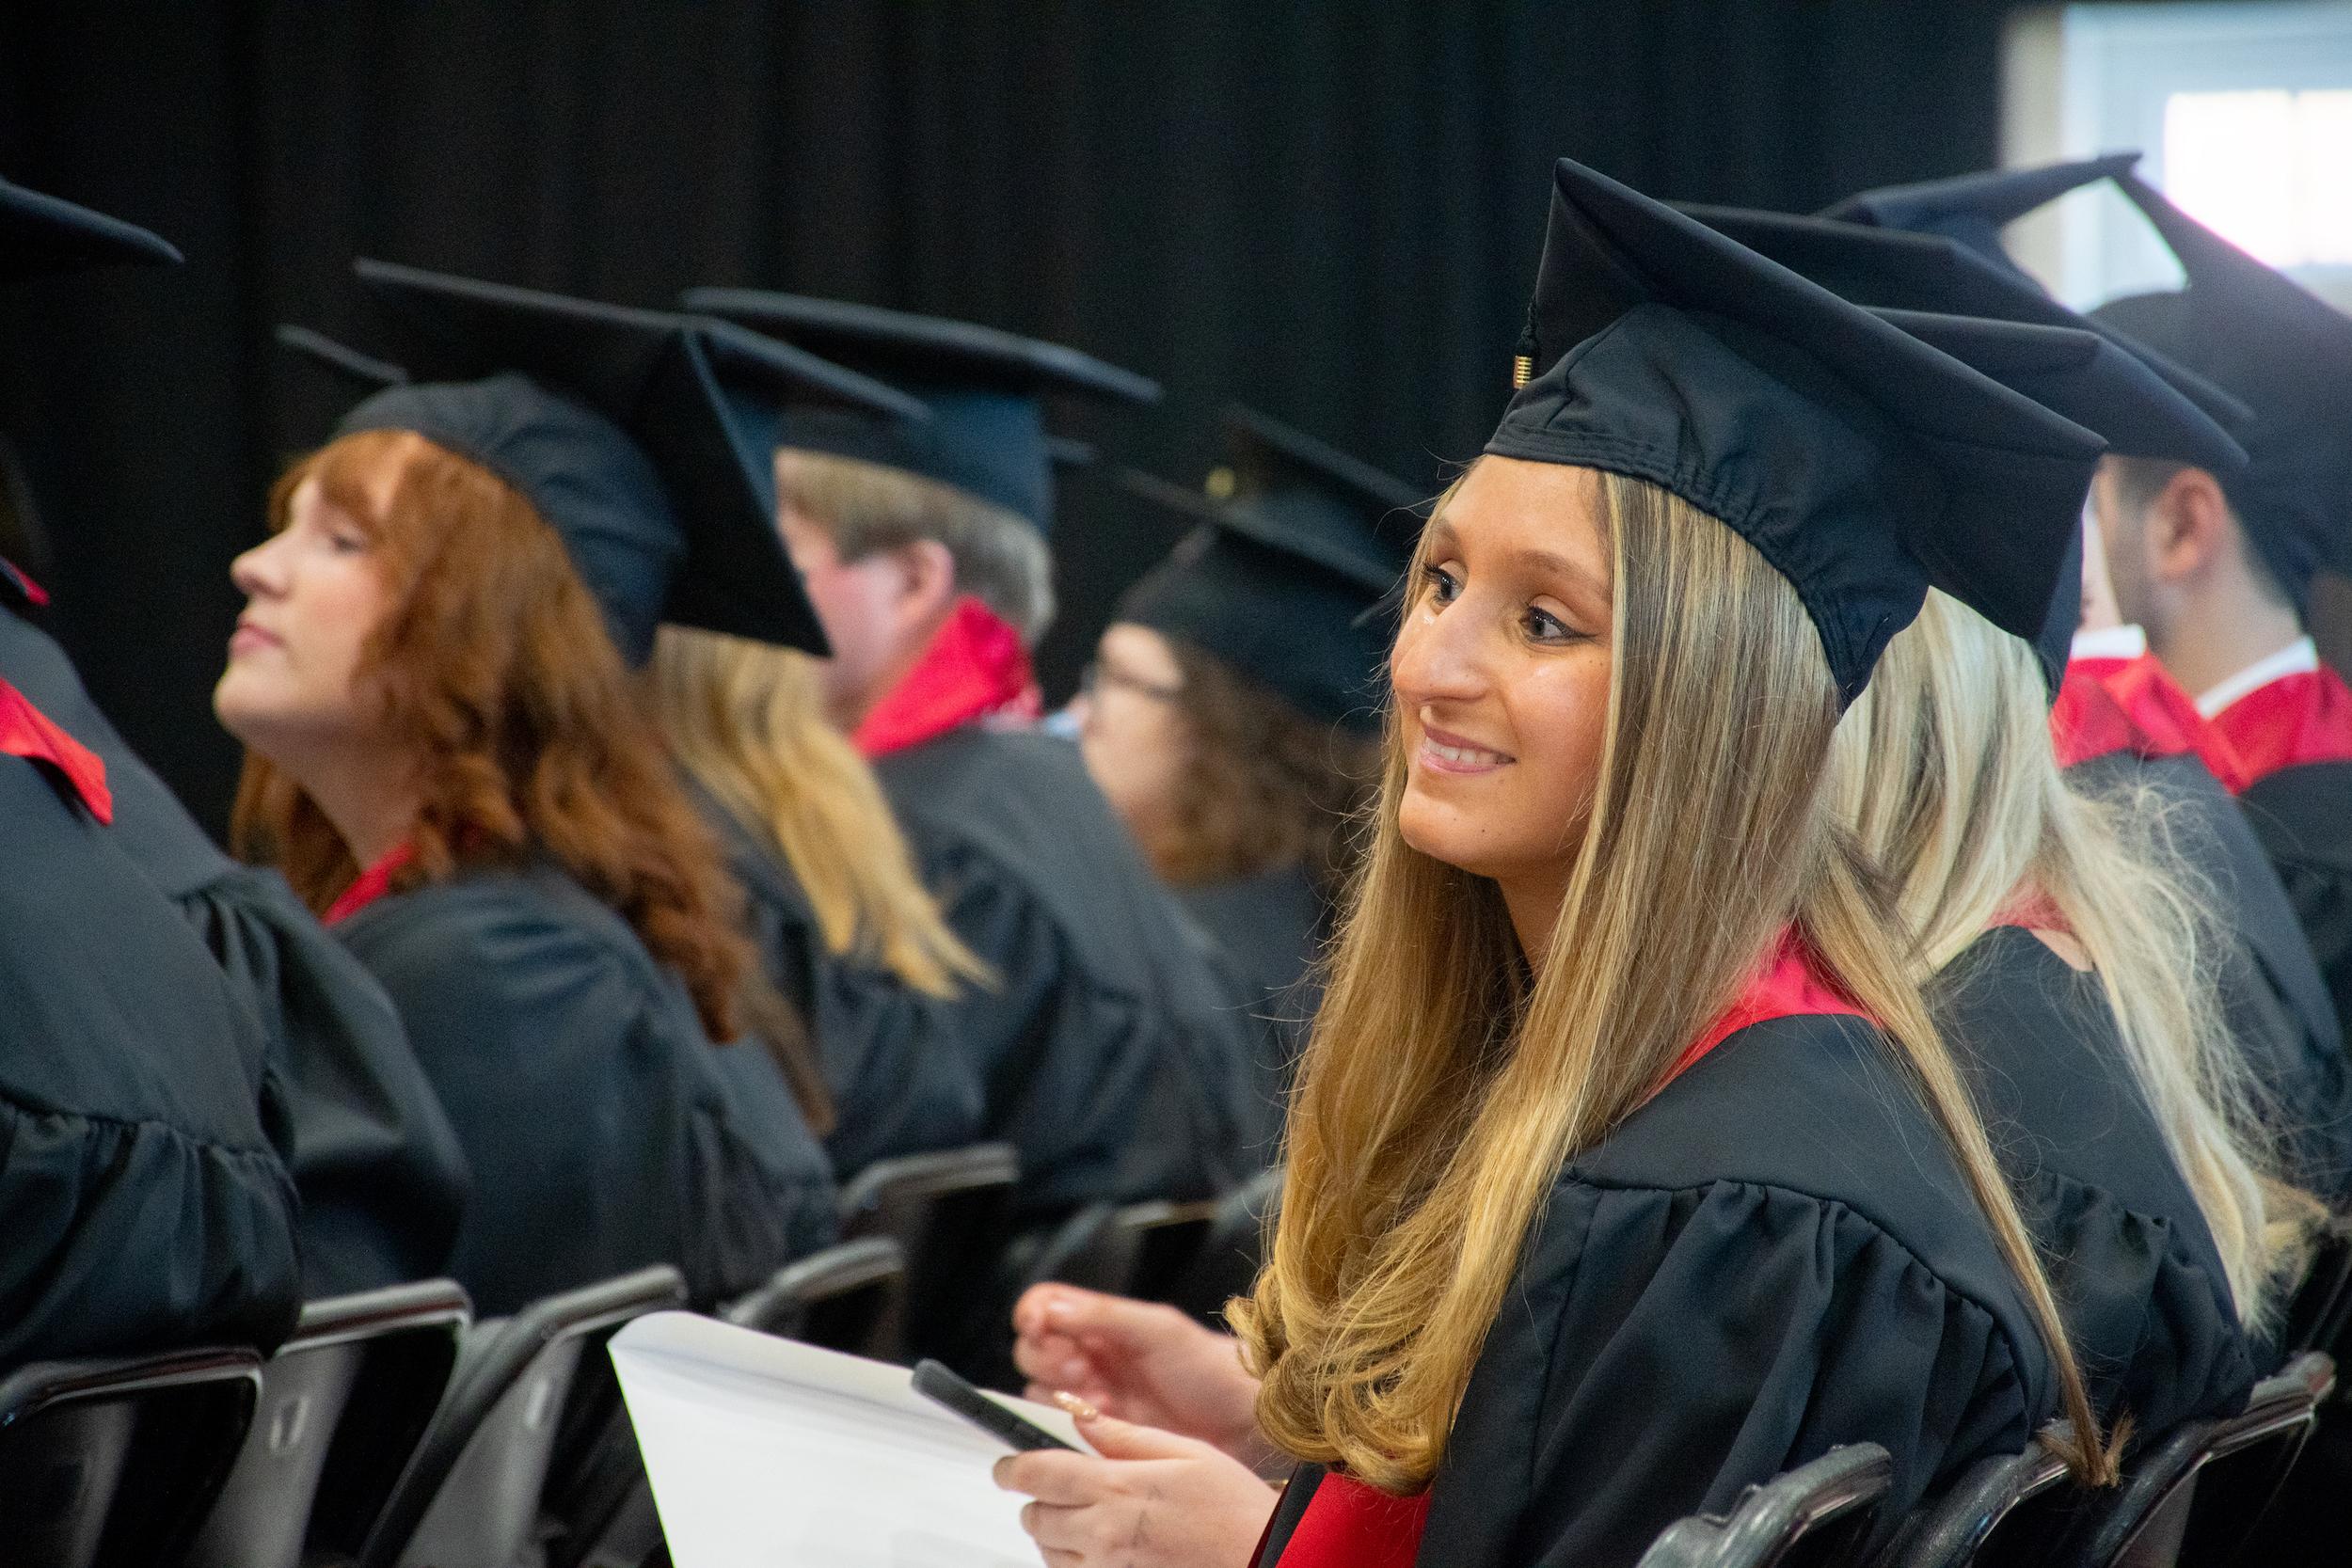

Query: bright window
left=2164, top=87, right=2352, bottom=266
left=2002, top=2, right=2352, bottom=310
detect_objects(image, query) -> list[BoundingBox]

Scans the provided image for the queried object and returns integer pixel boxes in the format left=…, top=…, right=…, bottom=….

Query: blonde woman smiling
left=998, top=159, right=2143, bottom=1568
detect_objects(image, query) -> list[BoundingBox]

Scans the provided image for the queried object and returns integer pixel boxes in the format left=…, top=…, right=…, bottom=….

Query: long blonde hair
left=1824, top=590, right=2315, bottom=1330
left=1230, top=467, right=2114, bottom=1495
left=650, top=626, right=991, bottom=999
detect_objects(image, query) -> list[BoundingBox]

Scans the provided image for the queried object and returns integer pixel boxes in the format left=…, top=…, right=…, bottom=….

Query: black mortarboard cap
left=1491, top=158, right=2106, bottom=707
left=1, top=177, right=181, bottom=280
left=1819, top=152, right=2142, bottom=280
left=277, top=323, right=409, bottom=395
left=338, top=261, right=924, bottom=663
left=2090, top=174, right=2352, bottom=606
left=1675, top=202, right=2254, bottom=450
left=1113, top=407, right=1422, bottom=732
left=679, top=289, right=1160, bottom=535
left=1868, top=308, right=2251, bottom=685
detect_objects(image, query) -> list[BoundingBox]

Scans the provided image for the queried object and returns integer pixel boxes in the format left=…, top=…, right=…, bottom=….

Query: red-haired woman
left=217, top=264, right=906, bottom=1313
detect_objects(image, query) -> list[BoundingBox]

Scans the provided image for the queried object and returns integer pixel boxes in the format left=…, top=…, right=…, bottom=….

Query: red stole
left=2207, top=665, right=2352, bottom=788
left=326, top=842, right=416, bottom=925
left=1273, top=1481, right=1431, bottom=1568
left=1, top=676, right=110, bottom=823
left=850, top=595, right=1042, bottom=759
left=2051, top=650, right=2250, bottom=793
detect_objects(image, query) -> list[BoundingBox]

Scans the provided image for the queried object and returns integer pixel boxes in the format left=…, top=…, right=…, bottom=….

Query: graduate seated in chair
left=2085, top=181, right=2352, bottom=1054
left=992, top=158, right=2157, bottom=1568
left=0, top=175, right=302, bottom=1365
left=4, top=182, right=466, bottom=1301
left=994, top=288, right=2332, bottom=1568
left=1819, top=297, right=2325, bottom=1390
left=214, top=263, right=884, bottom=1316
left=681, top=288, right=1268, bottom=1212
left=1805, top=155, right=2352, bottom=1079
left=650, top=626, right=992, bottom=1177
left=1684, top=178, right=2352, bottom=1202
left=1829, top=585, right=2318, bottom=1400
left=1072, top=409, right=1410, bottom=1110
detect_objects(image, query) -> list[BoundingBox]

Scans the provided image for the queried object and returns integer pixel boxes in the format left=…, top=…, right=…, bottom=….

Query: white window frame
left=2003, top=2, right=2352, bottom=309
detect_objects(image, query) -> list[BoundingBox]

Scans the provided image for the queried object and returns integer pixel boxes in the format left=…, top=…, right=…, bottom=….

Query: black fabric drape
left=0, top=1, right=2010, bottom=832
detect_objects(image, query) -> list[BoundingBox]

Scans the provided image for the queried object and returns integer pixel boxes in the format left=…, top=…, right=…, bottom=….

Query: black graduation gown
left=0, top=736, right=303, bottom=1364
left=0, top=603, right=472, bottom=1293
left=1178, top=862, right=1327, bottom=1113
left=2073, top=748, right=2352, bottom=1196
left=691, top=783, right=985, bottom=1176
left=2239, top=760, right=2352, bottom=1061
left=872, top=727, right=1267, bottom=1211
left=1259, top=1011, right=2058, bottom=1568
left=1937, top=925, right=2256, bottom=1413
left=333, top=863, right=837, bottom=1315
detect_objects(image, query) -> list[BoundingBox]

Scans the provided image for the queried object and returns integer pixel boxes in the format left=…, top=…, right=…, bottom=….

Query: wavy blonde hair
left=1230, top=466, right=2115, bottom=1495
left=1824, top=590, right=2317, bottom=1330
left=650, top=625, right=990, bottom=998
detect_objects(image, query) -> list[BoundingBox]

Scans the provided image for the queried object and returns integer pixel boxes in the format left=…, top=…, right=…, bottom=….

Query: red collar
left=1664, top=932, right=1869, bottom=1084
left=2207, top=664, right=2352, bottom=786
left=851, top=595, right=1041, bottom=759
left=1272, top=1477, right=1429, bottom=1568
left=1989, top=889, right=2069, bottom=935
left=0, top=676, right=110, bottom=823
left=2052, top=651, right=2250, bottom=791
left=326, top=842, right=416, bottom=925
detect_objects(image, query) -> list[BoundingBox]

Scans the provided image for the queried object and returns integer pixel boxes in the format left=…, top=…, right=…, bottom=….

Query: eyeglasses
left=1079, top=660, right=1184, bottom=705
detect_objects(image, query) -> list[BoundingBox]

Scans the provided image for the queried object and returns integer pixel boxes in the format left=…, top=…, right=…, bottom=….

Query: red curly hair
left=231, top=429, right=757, bottom=1043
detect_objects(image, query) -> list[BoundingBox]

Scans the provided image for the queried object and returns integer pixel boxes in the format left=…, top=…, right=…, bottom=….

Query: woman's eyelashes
left=1521, top=606, right=1574, bottom=643
left=1422, top=562, right=1462, bottom=608
left=1422, top=561, right=1585, bottom=646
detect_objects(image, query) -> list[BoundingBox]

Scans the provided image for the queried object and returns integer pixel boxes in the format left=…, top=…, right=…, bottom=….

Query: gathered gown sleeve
left=1448, top=1176, right=2037, bottom=1567
left=339, top=876, right=834, bottom=1315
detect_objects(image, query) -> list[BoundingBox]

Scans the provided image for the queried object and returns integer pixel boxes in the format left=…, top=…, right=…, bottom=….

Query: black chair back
left=722, top=1237, right=909, bottom=1360
left=183, top=1279, right=469, bottom=1568
left=837, top=1143, right=1019, bottom=1360
left=2280, top=1224, right=2352, bottom=1356
left=1168, top=1164, right=1282, bottom=1325
left=2070, top=1351, right=2334, bottom=1568
left=355, top=1265, right=687, bottom=1568
left=1025, top=1199, right=1221, bottom=1302
left=1883, top=1440, right=2075, bottom=1568
left=0, top=1346, right=261, bottom=1568
left=1633, top=1443, right=1893, bottom=1568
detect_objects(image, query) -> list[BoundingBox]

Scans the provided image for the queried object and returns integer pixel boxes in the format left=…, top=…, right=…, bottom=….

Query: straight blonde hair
left=651, top=626, right=992, bottom=999
left=1231, top=467, right=2115, bottom=1495
left=1824, top=591, right=2317, bottom=1331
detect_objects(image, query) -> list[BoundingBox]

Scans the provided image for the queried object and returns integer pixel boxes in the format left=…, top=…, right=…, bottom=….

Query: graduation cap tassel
left=1513, top=309, right=1540, bottom=389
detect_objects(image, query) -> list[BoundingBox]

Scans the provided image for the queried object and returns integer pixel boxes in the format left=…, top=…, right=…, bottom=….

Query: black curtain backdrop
left=0, top=1, right=2012, bottom=832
